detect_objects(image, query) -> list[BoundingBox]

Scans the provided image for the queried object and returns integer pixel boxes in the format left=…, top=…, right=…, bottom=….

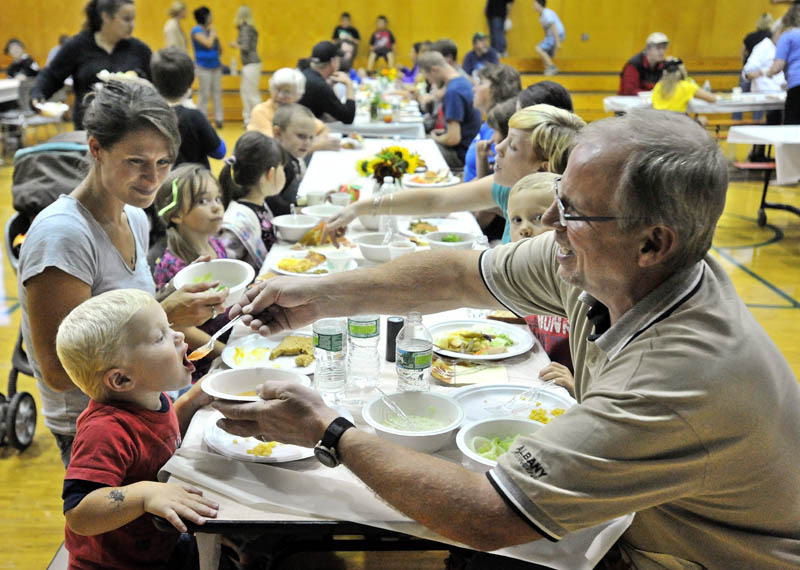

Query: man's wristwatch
left=314, top=417, right=355, bottom=467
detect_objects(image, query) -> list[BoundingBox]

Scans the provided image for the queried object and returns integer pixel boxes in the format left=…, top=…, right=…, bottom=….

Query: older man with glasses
left=217, top=110, right=800, bottom=569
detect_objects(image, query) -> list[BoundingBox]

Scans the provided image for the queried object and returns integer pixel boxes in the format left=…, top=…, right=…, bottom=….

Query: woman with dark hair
left=31, top=0, right=152, bottom=129
left=18, top=79, right=227, bottom=466
left=191, top=5, right=224, bottom=129
left=464, top=63, right=522, bottom=182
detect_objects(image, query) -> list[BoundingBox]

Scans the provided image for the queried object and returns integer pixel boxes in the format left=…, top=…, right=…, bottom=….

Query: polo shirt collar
left=579, top=261, right=705, bottom=360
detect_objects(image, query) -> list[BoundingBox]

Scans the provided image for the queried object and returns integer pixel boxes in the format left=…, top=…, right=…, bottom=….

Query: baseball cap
left=646, top=32, right=669, bottom=46
left=311, top=41, right=343, bottom=64
left=472, top=32, right=489, bottom=44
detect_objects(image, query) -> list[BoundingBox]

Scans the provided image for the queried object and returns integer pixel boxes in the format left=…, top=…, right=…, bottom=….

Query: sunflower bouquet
left=355, top=146, right=425, bottom=183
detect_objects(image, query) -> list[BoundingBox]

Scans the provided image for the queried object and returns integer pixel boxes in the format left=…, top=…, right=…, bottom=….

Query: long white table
left=603, top=92, right=786, bottom=114
left=0, top=79, right=20, bottom=104
left=299, top=138, right=449, bottom=197
left=327, top=113, right=426, bottom=139
left=727, top=125, right=800, bottom=225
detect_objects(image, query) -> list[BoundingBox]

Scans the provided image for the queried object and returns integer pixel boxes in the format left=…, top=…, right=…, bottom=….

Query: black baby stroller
left=1, top=131, right=90, bottom=450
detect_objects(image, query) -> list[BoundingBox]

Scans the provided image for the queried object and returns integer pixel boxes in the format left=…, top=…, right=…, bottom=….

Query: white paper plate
left=399, top=217, right=466, bottom=238
left=429, top=319, right=534, bottom=361
left=222, top=332, right=315, bottom=375
left=269, top=251, right=357, bottom=277
left=203, top=408, right=354, bottom=463
left=452, top=383, right=575, bottom=422
left=403, top=174, right=461, bottom=188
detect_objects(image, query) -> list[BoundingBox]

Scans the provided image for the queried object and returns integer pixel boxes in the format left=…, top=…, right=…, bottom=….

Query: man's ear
left=536, top=160, right=550, bottom=173
left=638, top=225, right=677, bottom=267
left=272, top=124, right=283, bottom=138
left=102, top=368, right=135, bottom=393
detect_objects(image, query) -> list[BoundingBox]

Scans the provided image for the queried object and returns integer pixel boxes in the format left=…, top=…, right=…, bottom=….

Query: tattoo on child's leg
left=107, top=489, right=125, bottom=508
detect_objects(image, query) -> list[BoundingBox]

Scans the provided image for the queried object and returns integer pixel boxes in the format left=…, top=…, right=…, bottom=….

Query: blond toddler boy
left=507, top=172, right=574, bottom=393
left=56, top=289, right=217, bottom=569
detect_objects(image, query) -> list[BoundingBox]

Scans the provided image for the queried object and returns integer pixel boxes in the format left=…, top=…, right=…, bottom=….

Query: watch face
left=314, top=444, right=339, bottom=467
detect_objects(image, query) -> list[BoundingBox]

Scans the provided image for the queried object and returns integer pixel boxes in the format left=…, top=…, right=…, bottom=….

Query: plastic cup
left=330, top=193, right=351, bottom=207
left=389, top=239, right=416, bottom=259
left=326, top=249, right=352, bottom=273
left=307, top=191, right=326, bottom=205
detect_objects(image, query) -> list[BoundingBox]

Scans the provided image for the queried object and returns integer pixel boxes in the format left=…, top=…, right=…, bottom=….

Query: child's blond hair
left=509, top=171, right=560, bottom=200
left=508, top=104, right=585, bottom=174
left=56, top=289, right=155, bottom=402
left=658, top=58, right=689, bottom=99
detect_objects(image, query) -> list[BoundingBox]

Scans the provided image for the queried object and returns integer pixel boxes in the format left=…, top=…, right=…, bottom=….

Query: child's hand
left=476, top=140, right=494, bottom=162
left=178, top=376, right=214, bottom=409
left=539, top=362, right=574, bottom=397
left=142, top=482, right=218, bottom=533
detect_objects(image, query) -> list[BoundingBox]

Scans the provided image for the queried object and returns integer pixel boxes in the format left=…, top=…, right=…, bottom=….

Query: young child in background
left=150, top=47, right=226, bottom=170
left=652, top=57, right=718, bottom=114
left=506, top=172, right=574, bottom=393
left=268, top=103, right=317, bottom=215
left=153, top=164, right=227, bottom=290
left=367, top=15, right=396, bottom=72
left=152, top=165, right=230, bottom=379
left=533, top=0, right=565, bottom=76
left=56, top=289, right=217, bottom=570
left=219, top=131, right=288, bottom=271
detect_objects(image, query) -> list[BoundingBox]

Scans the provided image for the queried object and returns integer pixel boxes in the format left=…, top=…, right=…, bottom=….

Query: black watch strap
left=321, top=416, right=355, bottom=450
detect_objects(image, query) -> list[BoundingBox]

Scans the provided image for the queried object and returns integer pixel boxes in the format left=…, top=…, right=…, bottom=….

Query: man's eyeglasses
left=553, top=177, right=622, bottom=226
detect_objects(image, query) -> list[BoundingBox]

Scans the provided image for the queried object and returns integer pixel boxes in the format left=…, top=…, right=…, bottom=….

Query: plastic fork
left=375, top=387, right=413, bottom=429
left=484, top=380, right=557, bottom=417
left=187, top=315, right=242, bottom=361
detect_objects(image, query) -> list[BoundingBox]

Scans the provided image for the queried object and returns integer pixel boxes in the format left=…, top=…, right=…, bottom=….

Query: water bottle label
left=396, top=348, right=432, bottom=370
left=348, top=319, right=379, bottom=338
left=314, top=332, right=343, bottom=352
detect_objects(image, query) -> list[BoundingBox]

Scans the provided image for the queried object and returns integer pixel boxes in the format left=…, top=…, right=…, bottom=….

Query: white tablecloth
left=299, top=138, right=449, bottom=197
left=727, top=125, right=800, bottom=184
left=327, top=113, right=425, bottom=139
left=162, top=308, right=634, bottom=569
left=603, top=92, right=786, bottom=114
left=0, top=78, right=19, bottom=104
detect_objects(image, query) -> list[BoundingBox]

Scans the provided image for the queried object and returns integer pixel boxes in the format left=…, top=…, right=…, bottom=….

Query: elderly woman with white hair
left=247, top=67, right=338, bottom=150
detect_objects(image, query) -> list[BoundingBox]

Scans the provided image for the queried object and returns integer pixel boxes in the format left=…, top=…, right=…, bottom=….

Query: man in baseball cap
left=463, top=32, right=500, bottom=77
left=298, top=40, right=355, bottom=124
left=618, top=32, right=669, bottom=95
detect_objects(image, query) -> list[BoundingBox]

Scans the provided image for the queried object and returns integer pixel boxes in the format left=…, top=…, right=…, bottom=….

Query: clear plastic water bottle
left=702, top=79, right=711, bottom=92
left=312, top=318, right=347, bottom=404
left=395, top=312, right=433, bottom=392
left=342, top=315, right=381, bottom=405
left=378, top=176, right=398, bottom=237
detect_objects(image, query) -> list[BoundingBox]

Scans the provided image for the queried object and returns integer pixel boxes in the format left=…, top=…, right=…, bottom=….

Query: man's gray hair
left=580, top=110, right=727, bottom=270
left=417, top=51, right=447, bottom=72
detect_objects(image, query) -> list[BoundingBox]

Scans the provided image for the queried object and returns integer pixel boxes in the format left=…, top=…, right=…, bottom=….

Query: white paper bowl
left=36, top=101, right=70, bottom=118
left=456, top=418, right=544, bottom=472
left=353, top=232, right=391, bottom=263
left=425, top=231, right=476, bottom=250
left=302, top=204, right=344, bottom=219
left=362, top=391, right=464, bottom=453
left=202, top=368, right=311, bottom=403
left=173, top=259, right=255, bottom=308
left=358, top=214, right=380, bottom=231
left=272, top=214, right=318, bottom=242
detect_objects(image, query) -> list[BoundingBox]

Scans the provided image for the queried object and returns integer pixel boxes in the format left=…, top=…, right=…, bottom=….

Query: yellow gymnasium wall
left=0, top=1, right=792, bottom=73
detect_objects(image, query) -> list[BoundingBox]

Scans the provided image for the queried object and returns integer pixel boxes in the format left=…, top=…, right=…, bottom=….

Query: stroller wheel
left=7, top=392, right=36, bottom=450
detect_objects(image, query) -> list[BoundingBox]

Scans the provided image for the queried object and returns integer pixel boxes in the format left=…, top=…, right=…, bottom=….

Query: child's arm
left=475, top=140, right=493, bottom=179
left=65, top=481, right=218, bottom=535
left=174, top=378, right=214, bottom=437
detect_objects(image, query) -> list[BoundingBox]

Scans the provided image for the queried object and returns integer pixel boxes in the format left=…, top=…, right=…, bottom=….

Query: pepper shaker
left=385, top=316, right=404, bottom=362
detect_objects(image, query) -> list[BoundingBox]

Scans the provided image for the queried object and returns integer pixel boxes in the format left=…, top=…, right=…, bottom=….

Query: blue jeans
left=53, top=432, right=74, bottom=468
left=488, top=17, right=506, bottom=54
